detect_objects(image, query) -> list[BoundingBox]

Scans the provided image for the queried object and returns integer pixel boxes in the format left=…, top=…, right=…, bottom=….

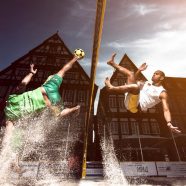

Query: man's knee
left=128, top=71, right=135, bottom=78
left=128, top=84, right=140, bottom=93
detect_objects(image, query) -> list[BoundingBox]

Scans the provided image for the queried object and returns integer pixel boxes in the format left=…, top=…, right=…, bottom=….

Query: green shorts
left=5, top=87, right=46, bottom=121
left=42, top=74, right=63, bottom=105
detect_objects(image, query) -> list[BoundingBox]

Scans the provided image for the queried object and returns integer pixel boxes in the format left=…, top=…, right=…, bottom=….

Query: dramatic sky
left=1, top=0, right=186, bottom=112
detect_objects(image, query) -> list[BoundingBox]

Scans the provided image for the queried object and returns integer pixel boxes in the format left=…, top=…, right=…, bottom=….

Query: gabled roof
left=0, top=33, right=91, bottom=83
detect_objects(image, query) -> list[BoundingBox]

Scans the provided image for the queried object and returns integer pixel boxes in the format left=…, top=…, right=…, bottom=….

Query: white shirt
left=139, top=81, right=166, bottom=111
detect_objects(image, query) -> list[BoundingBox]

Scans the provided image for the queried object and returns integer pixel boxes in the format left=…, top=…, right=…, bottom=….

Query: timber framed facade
left=0, top=33, right=98, bottom=177
left=0, top=33, right=97, bottom=125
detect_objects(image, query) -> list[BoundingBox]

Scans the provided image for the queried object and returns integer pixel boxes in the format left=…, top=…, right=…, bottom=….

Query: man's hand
left=105, top=77, right=111, bottom=86
left=139, top=63, right=148, bottom=71
left=105, top=77, right=113, bottom=91
left=74, top=54, right=83, bottom=60
left=107, top=53, right=116, bottom=66
left=30, top=64, right=37, bottom=74
left=167, top=123, right=181, bottom=134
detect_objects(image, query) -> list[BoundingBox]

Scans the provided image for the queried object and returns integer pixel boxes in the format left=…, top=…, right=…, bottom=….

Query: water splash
left=0, top=108, right=83, bottom=185
left=100, top=135, right=128, bottom=186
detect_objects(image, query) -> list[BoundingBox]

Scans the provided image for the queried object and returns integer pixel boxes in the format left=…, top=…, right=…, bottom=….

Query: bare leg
left=105, top=77, right=139, bottom=94
left=60, top=105, right=80, bottom=117
left=57, top=56, right=79, bottom=78
left=3, top=121, right=14, bottom=145
left=2, top=121, right=23, bottom=173
left=107, top=53, right=136, bottom=84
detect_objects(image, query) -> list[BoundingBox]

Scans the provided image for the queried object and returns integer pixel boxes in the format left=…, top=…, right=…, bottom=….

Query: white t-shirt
left=139, top=81, right=166, bottom=111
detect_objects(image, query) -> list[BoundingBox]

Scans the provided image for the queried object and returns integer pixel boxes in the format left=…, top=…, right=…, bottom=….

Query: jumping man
left=104, top=53, right=181, bottom=134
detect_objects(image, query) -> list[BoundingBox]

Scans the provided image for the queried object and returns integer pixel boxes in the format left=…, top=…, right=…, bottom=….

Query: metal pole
left=64, top=122, right=71, bottom=161
left=81, top=0, right=107, bottom=178
left=170, top=130, right=181, bottom=161
left=136, top=122, right=144, bottom=161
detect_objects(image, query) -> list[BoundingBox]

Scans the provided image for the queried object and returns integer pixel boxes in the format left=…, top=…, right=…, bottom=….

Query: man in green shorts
left=5, top=55, right=81, bottom=132
left=3, top=55, right=82, bottom=171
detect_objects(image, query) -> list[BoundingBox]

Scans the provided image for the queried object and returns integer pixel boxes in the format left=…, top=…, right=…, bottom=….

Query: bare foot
left=73, top=105, right=80, bottom=116
left=60, top=105, right=80, bottom=117
left=167, top=123, right=181, bottom=134
left=72, top=105, right=80, bottom=112
left=107, top=53, right=116, bottom=67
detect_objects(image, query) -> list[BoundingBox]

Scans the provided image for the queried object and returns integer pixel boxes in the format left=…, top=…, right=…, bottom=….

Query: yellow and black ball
left=74, top=48, right=85, bottom=59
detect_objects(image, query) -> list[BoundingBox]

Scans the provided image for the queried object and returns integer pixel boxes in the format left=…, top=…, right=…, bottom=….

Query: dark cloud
left=0, top=0, right=96, bottom=70
left=1, top=0, right=186, bottom=80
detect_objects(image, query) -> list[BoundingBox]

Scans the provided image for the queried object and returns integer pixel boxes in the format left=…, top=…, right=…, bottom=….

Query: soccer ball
left=74, top=48, right=85, bottom=59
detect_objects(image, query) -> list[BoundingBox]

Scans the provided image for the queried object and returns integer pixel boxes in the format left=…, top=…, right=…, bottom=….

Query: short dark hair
left=159, top=70, right=165, bottom=78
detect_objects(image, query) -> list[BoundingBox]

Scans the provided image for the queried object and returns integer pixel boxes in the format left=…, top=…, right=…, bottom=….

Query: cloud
left=76, top=21, right=93, bottom=38
left=131, top=3, right=159, bottom=16
left=103, top=26, right=186, bottom=80
left=106, top=30, right=179, bottom=49
left=70, top=0, right=96, bottom=17
left=75, top=0, right=96, bottom=13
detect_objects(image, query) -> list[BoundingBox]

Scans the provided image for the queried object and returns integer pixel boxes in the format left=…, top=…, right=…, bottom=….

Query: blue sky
left=1, top=0, right=186, bottom=112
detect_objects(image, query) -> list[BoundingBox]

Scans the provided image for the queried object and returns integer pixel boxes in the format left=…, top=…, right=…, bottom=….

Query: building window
left=45, top=45, right=50, bottom=50
left=57, top=46, right=61, bottom=52
left=150, top=119, right=160, bottom=134
left=56, top=58, right=60, bottom=64
left=109, top=95, right=117, bottom=108
left=78, top=90, right=86, bottom=102
left=176, top=82, right=184, bottom=90
left=118, top=95, right=125, bottom=108
left=131, top=119, right=138, bottom=135
left=112, top=80, right=118, bottom=86
left=180, top=117, right=186, bottom=133
left=0, top=86, right=8, bottom=98
left=142, top=119, right=151, bottom=134
left=109, top=120, right=118, bottom=135
left=120, top=118, right=129, bottom=134
left=182, top=147, right=186, bottom=160
left=64, top=89, right=74, bottom=102
left=169, top=97, right=180, bottom=113
left=65, top=72, right=76, bottom=80
left=118, top=78, right=125, bottom=86
left=148, top=107, right=156, bottom=113
left=178, top=98, right=186, bottom=113
left=16, top=69, right=27, bottom=76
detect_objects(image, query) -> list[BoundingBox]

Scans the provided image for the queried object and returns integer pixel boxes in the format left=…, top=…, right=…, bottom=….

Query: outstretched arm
left=13, top=64, right=37, bottom=94
left=160, top=91, right=181, bottom=133
left=135, top=63, right=148, bottom=80
left=57, top=55, right=79, bottom=78
left=21, top=64, right=37, bottom=86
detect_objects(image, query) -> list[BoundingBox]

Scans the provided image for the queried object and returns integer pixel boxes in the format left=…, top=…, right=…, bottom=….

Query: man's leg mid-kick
left=107, top=53, right=137, bottom=84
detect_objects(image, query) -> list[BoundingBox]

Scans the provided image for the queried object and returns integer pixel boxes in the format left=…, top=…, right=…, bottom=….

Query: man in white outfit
left=104, top=53, right=181, bottom=134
